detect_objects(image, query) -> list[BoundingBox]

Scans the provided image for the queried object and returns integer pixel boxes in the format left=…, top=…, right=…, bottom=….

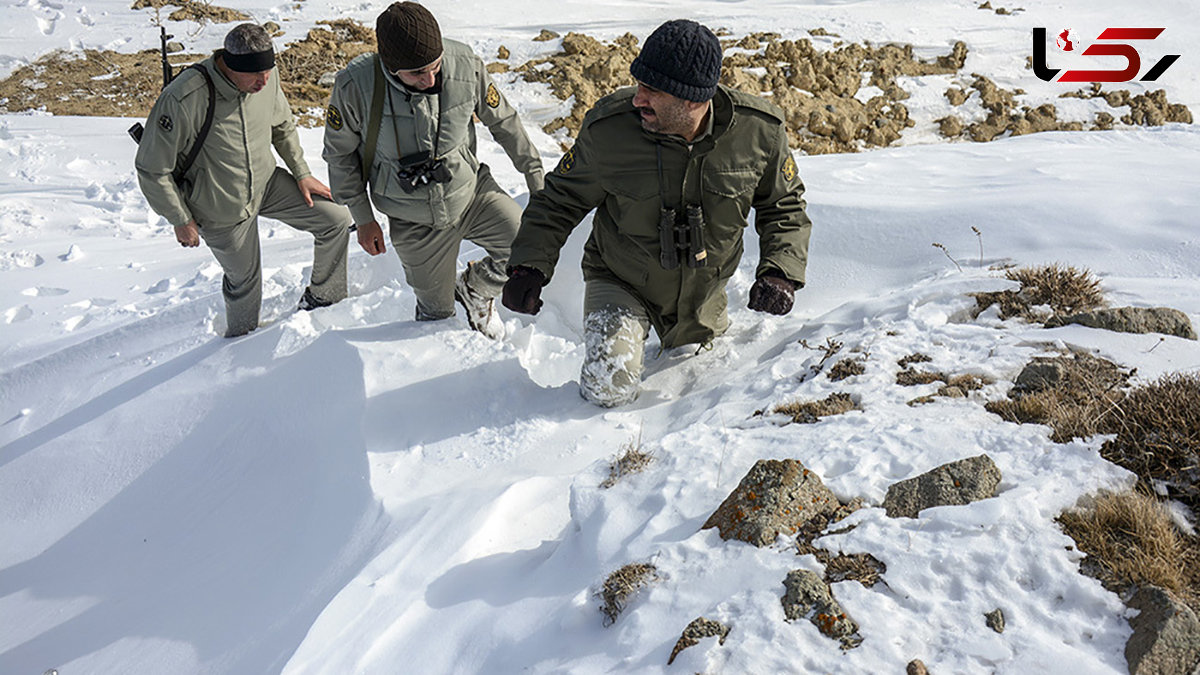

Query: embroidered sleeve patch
left=158, top=114, right=173, bottom=132
left=782, top=154, right=797, bottom=182
left=556, top=148, right=575, bottom=175
left=326, top=104, right=343, bottom=130
left=485, top=83, right=501, bottom=109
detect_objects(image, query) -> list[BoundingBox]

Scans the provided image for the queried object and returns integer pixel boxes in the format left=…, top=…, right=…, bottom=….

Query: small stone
left=986, top=608, right=1006, bottom=633
left=907, top=660, right=929, bottom=675
left=533, top=29, right=560, bottom=42
left=667, top=617, right=731, bottom=665
left=497, top=45, right=510, bottom=60
left=781, top=569, right=861, bottom=648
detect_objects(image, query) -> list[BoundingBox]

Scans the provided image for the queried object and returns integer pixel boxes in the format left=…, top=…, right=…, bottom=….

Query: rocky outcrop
left=1126, top=586, right=1200, bottom=675
left=1046, top=307, right=1197, bottom=340
left=883, top=454, right=1002, bottom=518
left=703, top=459, right=839, bottom=546
left=667, top=617, right=731, bottom=665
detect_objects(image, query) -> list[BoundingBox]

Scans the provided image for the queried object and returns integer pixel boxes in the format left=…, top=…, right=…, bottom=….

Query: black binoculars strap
left=361, top=57, right=386, bottom=180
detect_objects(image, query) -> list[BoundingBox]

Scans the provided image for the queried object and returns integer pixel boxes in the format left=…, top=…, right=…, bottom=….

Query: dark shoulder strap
left=173, top=64, right=216, bottom=185
left=361, top=56, right=386, bottom=179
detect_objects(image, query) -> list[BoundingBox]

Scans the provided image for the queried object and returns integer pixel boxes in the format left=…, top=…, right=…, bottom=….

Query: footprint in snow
left=4, top=305, right=34, bottom=323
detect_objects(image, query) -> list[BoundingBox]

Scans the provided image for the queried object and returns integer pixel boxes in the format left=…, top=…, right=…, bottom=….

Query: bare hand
left=175, top=220, right=200, bottom=247
left=297, top=176, right=333, bottom=207
left=357, top=220, right=386, bottom=255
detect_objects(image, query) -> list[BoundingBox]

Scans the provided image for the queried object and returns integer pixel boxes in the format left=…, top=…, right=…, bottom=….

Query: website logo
left=1033, top=27, right=1180, bottom=83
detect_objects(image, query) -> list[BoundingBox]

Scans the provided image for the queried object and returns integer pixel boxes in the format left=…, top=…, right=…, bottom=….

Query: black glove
left=748, top=272, right=796, bottom=315
left=502, top=266, right=546, bottom=315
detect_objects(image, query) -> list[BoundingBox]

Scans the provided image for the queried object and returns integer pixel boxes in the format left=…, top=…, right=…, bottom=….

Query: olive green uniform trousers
left=201, top=167, right=350, bottom=337
left=386, top=167, right=518, bottom=321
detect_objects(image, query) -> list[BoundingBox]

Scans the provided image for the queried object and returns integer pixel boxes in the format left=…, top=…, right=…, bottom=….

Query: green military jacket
left=135, top=55, right=311, bottom=228
left=322, top=39, right=543, bottom=229
left=510, top=85, right=813, bottom=348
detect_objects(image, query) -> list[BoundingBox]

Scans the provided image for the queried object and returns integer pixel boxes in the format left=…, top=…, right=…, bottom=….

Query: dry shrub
left=897, top=353, right=932, bottom=368
left=897, top=369, right=944, bottom=386
left=985, top=352, right=1129, bottom=443
left=1100, top=373, right=1200, bottom=509
left=828, top=358, right=866, bottom=381
left=598, top=562, right=659, bottom=626
left=772, top=392, right=857, bottom=424
left=600, top=436, right=653, bottom=488
left=823, top=552, right=887, bottom=587
left=1058, top=490, right=1200, bottom=605
left=971, top=264, right=1105, bottom=322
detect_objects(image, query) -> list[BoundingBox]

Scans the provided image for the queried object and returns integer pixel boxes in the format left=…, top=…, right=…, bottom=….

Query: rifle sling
left=172, top=64, right=216, bottom=186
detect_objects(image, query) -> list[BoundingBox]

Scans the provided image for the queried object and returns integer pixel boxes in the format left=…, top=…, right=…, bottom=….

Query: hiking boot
left=455, top=263, right=504, bottom=340
left=297, top=286, right=335, bottom=311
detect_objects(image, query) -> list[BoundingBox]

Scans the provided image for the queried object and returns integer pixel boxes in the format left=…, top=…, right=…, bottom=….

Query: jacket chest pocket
left=700, top=168, right=759, bottom=261
left=602, top=171, right=661, bottom=242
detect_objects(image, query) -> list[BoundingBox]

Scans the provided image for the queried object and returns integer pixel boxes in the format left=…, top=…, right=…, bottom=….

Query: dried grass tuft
left=772, top=392, right=857, bottom=424
left=828, top=358, right=866, bottom=381
left=985, top=352, right=1129, bottom=443
left=598, top=562, right=659, bottom=626
left=600, top=436, right=653, bottom=488
left=972, top=263, right=1105, bottom=322
left=1058, top=490, right=1200, bottom=605
left=1100, top=372, right=1200, bottom=508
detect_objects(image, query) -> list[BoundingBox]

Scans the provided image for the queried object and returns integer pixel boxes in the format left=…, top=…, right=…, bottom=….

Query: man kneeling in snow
left=502, top=19, right=813, bottom=407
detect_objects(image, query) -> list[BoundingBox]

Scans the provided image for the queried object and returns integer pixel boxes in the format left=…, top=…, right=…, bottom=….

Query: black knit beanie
left=629, top=19, right=722, bottom=102
left=376, top=2, right=443, bottom=72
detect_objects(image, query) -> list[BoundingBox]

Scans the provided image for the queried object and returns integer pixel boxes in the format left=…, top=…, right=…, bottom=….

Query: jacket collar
left=204, top=55, right=248, bottom=101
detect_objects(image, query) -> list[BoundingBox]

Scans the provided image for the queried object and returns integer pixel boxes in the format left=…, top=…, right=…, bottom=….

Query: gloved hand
left=748, top=272, right=796, bottom=315
left=502, top=266, right=547, bottom=315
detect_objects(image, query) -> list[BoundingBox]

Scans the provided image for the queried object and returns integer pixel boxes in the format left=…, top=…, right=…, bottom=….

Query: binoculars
left=659, top=204, right=708, bottom=270
left=396, top=151, right=452, bottom=193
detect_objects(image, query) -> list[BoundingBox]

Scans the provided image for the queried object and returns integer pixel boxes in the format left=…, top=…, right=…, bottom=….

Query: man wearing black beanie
left=323, top=2, right=544, bottom=339
left=503, top=19, right=813, bottom=407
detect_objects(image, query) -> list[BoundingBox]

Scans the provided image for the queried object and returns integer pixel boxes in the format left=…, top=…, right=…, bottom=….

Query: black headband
left=222, top=48, right=275, bottom=73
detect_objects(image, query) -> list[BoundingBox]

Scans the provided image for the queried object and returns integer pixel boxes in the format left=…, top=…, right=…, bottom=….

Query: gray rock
left=1126, top=586, right=1200, bottom=675
left=1047, top=306, right=1197, bottom=340
left=1014, top=358, right=1067, bottom=392
left=702, top=459, right=839, bottom=547
left=883, top=454, right=1001, bottom=519
left=781, top=569, right=861, bottom=648
left=165, top=41, right=184, bottom=54
left=318, top=71, right=338, bottom=87
left=985, top=608, right=1005, bottom=633
left=667, top=617, right=731, bottom=665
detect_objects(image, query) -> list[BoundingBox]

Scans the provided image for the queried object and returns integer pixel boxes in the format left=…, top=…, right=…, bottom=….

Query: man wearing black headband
left=323, top=2, right=544, bottom=340
left=136, top=23, right=351, bottom=338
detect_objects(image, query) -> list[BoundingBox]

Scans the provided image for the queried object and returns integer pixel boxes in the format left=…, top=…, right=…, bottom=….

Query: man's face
left=631, top=82, right=703, bottom=137
left=227, top=68, right=272, bottom=94
left=393, top=57, right=443, bottom=91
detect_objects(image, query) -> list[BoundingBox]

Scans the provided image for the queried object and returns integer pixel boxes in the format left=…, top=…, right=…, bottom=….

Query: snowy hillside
left=3, top=0, right=1200, bottom=673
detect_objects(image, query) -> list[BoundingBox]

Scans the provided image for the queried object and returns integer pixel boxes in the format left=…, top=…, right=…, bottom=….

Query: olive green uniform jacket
left=322, top=39, right=544, bottom=229
left=509, top=85, right=812, bottom=348
left=134, top=55, right=312, bottom=228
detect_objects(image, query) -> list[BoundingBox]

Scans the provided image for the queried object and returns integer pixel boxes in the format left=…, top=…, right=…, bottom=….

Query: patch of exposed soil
left=274, top=19, right=376, bottom=125
left=130, top=0, right=249, bottom=25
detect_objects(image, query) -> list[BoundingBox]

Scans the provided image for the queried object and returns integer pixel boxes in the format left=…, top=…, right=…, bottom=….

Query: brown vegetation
left=600, top=436, right=653, bottom=488
left=972, top=264, right=1105, bottom=323
left=772, top=392, right=857, bottom=424
left=597, top=562, right=659, bottom=626
left=1059, top=490, right=1199, bottom=607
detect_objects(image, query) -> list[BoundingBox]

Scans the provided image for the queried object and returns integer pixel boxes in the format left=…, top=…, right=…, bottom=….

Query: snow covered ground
left=2, top=0, right=1200, bottom=673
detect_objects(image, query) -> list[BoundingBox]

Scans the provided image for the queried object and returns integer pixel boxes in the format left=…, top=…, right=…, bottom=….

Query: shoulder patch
left=556, top=147, right=576, bottom=175
left=326, top=104, right=343, bottom=130
left=158, top=114, right=173, bottom=132
left=485, top=83, right=501, bottom=109
left=582, top=86, right=637, bottom=128
left=782, top=154, right=797, bottom=182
